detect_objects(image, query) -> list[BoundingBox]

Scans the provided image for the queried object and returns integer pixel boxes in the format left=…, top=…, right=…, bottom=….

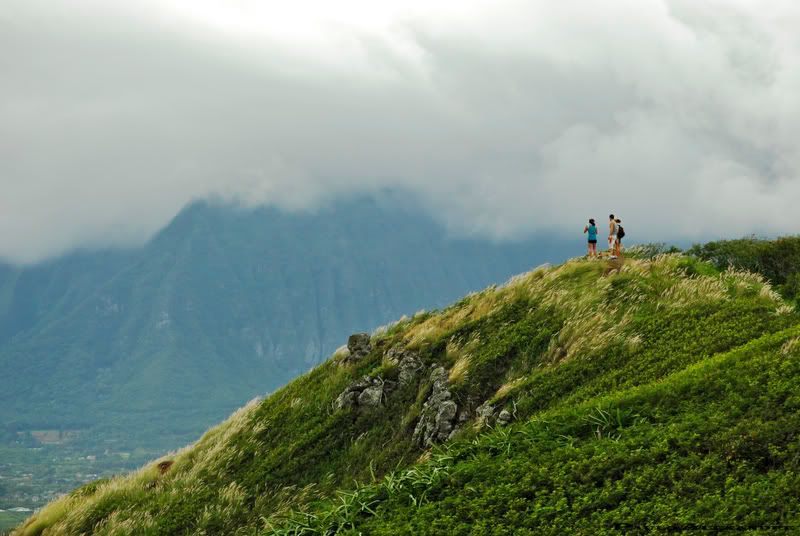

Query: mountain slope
left=17, top=248, right=800, bottom=535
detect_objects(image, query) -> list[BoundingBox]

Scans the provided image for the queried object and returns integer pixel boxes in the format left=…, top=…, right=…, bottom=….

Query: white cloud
left=2, top=0, right=800, bottom=263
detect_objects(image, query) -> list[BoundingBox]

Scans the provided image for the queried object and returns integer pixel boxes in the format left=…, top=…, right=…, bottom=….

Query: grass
left=14, top=247, right=800, bottom=535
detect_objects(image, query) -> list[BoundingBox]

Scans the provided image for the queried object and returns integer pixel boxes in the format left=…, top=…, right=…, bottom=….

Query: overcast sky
left=2, top=0, right=800, bottom=263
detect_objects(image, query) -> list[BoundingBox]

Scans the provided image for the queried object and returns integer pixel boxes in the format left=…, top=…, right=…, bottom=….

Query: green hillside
left=15, top=242, right=800, bottom=534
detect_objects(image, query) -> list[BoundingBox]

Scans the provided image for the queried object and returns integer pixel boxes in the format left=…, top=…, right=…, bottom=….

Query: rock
left=334, top=390, right=359, bottom=411
left=475, top=401, right=496, bottom=425
left=351, top=376, right=375, bottom=390
left=386, top=346, right=424, bottom=386
left=437, top=399, right=458, bottom=423
left=334, top=375, right=390, bottom=411
left=347, top=333, right=372, bottom=361
left=358, top=385, right=384, bottom=407
left=385, top=346, right=405, bottom=366
left=498, top=409, right=512, bottom=426
left=412, top=366, right=460, bottom=447
left=398, top=356, right=423, bottom=386
left=430, top=366, right=449, bottom=392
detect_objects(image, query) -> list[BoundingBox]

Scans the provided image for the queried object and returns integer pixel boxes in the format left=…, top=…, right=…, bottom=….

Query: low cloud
left=2, top=0, right=800, bottom=263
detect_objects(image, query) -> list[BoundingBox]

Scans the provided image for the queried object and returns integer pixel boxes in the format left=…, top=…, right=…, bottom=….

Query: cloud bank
left=2, top=0, right=800, bottom=263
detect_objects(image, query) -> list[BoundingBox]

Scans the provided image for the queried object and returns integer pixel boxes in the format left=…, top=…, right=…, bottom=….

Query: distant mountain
left=0, top=196, right=572, bottom=449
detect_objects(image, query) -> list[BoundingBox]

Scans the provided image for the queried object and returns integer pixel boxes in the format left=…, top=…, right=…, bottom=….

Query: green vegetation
left=15, top=246, right=800, bottom=534
left=689, top=235, right=800, bottom=302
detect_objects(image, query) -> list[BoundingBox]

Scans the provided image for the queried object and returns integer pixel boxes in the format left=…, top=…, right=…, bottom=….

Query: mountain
left=15, top=240, right=800, bottom=535
left=0, top=196, right=571, bottom=467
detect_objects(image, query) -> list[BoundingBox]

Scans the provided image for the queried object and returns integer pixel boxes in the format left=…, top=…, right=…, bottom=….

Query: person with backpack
left=608, top=214, right=617, bottom=253
left=614, top=218, right=625, bottom=257
left=584, top=218, right=598, bottom=258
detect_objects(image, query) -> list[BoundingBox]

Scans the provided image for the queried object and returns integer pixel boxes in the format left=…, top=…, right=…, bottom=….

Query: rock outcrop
left=385, top=346, right=424, bottom=386
left=474, top=401, right=513, bottom=427
left=347, top=333, right=372, bottom=360
left=475, top=401, right=495, bottom=425
left=412, top=367, right=460, bottom=447
left=334, top=376, right=391, bottom=411
left=338, top=333, right=373, bottom=366
left=497, top=409, right=512, bottom=426
left=335, top=344, right=424, bottom=412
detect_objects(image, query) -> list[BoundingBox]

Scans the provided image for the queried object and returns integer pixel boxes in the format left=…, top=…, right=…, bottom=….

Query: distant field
left=0, top=510, right=29, bottom=534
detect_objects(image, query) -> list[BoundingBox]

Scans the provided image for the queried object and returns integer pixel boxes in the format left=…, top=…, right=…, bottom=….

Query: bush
left=689, top=236, right=800, bottom=291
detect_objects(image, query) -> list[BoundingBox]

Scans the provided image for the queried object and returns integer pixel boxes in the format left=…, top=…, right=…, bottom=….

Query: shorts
left=588, top=239, right=597, bottom=244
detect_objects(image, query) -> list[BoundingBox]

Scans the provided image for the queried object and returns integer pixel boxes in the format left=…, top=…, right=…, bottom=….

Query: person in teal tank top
left=583, top=218, right=598, bottom=258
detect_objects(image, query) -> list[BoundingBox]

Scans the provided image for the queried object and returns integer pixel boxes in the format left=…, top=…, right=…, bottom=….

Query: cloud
left=2, top=0, right=800, bottom=263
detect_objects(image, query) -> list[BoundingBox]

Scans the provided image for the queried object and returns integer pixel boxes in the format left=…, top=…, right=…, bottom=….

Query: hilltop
left=15, top=240, right=800, bottom=535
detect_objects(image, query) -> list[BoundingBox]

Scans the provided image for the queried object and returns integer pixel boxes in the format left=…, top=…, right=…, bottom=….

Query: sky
left=2, top=0, right=800, bottom=264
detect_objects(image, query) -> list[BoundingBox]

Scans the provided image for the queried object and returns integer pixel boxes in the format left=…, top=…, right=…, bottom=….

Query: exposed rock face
left=334, top=376, right=390, bottom=410
left=358, top=385, right=383, bottom=407
left=412, top=367, right=460, bottom=447
left=385, top=346, right=424, bottom=386
left=334, top=345, right=423, bottom=411
left=335, top=390, right=359, bottom=410
left=346, top=333, right=372, bottom=362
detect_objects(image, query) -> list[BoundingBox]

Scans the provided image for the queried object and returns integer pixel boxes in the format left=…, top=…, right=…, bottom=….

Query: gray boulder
left=347, top=333, right=372, bottom=361
left=475, top=401, right=495, bottom=425
left=386, top=346, right=424, bottom=386
left=497, top=409, right=512, bottom=426
left=358, top=385, right=384, bottom=407
left=334, top=390, right=359, bottom=411
left=334, top=375, right=390, bottom=411
left=412, top=366, right=462, bottom=447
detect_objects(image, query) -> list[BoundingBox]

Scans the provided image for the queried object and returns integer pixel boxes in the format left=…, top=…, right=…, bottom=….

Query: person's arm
left=584, top=226, right=588, bottom=234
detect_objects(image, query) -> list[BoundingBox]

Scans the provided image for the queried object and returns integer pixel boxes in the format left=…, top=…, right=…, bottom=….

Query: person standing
left=584, top=218, right=598, bottom=258
left=608, top=214, right=617, bottom=255
left=614, top=218, right=625, bottom=257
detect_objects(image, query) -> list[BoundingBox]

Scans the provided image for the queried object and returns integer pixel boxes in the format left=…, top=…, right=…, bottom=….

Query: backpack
left=617, top=225, right=625, bottom=239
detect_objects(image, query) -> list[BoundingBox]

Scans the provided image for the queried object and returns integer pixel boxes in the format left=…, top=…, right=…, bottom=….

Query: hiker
left=608, top=214, right=617, bottom=253
left=614, top=218, right=625, bottom=257
left=583, top=218, right=598, bottom=258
